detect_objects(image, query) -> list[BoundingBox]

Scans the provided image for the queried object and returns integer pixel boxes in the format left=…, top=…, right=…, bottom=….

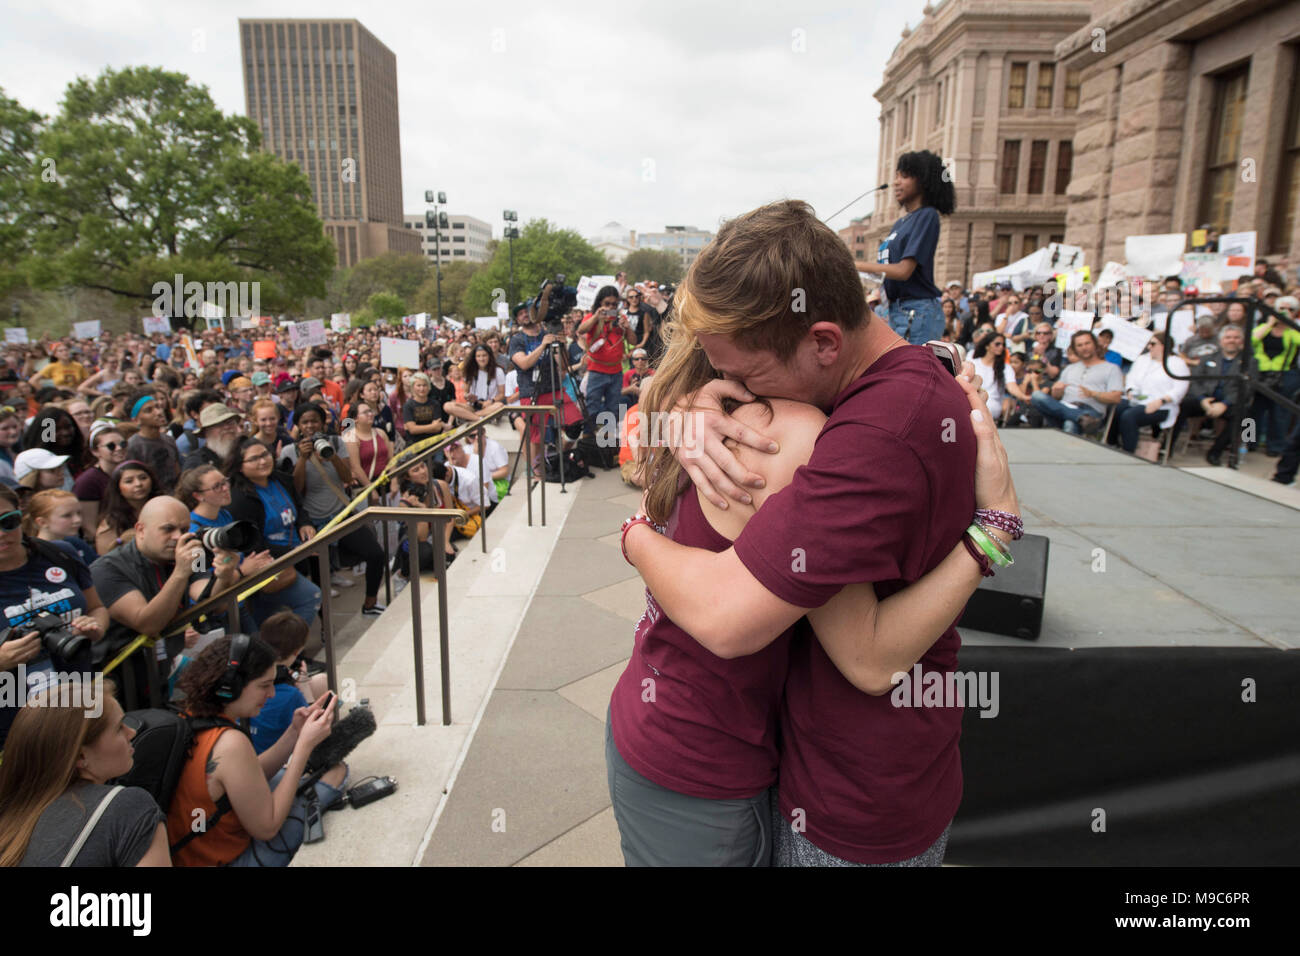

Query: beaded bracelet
left=621, top=514, right=667, bottom=565
left=967, top=523, right=1014, bottom=568
left=962, top=533, right=995, bottom=577
left=975, top=508, right=1023, bottom=540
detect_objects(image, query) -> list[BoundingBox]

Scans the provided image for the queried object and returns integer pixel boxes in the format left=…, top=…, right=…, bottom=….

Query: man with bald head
left=91, top=496, right=243, bottom=696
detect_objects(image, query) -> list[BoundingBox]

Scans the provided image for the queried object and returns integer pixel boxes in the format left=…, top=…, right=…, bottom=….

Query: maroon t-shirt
left=610, top=486, right=791, bottom=799
left=732, top=344, right=977, bottom=862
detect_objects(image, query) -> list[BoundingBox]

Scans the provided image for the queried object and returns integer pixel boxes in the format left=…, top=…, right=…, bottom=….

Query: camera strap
left=309, top=451, right=355, bottom=511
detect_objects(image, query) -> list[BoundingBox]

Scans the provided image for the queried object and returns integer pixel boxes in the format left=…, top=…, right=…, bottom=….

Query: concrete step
left=292, top=468, right=580, bottom=866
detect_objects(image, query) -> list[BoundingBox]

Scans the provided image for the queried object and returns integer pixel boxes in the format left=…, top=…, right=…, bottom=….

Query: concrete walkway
left=420, top=465, right=637, bottom=867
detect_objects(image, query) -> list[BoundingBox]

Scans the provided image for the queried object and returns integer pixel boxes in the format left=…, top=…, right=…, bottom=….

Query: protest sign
left=575, top=275, right=616, bottom=311
left=1094, top=261, right=1128, bottom=290
left=205, top=316, right=225, bottom=331
left=73, top=320, right=101, bottom=340
left=142, top=316, right=171, bottom=335
left=1054, top=309, right=1095, bottom=350
left=1098, top=314, right=1153, bottom=361
left=330, top=313, right=351, bottom=332
left=1179, top=253, right=1222, bottom=293
left=380, top=336, right=420, bottom=370
left=288, top=319, right=327, bottom=349
left=1125, top=234, right=1185, bottom=277
left=1218, top=231, right=1255, bottom=278
left=4, top=328, right=28, bottom=344
left=444, top=317, right=464, bottom=331
left=253, top=340, right=277, bottom=359
left=474, top=316, right=501, bottom=330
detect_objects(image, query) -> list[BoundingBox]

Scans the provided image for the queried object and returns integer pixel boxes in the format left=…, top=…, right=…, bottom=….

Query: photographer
left=90, top=496, right=240, bottom=705
left=578, top=285, right=630, bottom=441
left=0, top=484, right=111, bottom=748
left=281, top=404, right=386, bottom=617
left=509, top=292, right=576, bottom=475
left=167, top=635, right=342, bottom=867
left=0, top=678, right=171, bottom=866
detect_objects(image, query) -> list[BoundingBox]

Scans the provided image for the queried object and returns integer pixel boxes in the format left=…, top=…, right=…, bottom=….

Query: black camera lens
left=201, top=520, right=257, bottom=553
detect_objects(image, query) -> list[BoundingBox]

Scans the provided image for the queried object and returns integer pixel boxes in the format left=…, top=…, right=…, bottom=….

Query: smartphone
left=926, top=340, right=965, bottom=377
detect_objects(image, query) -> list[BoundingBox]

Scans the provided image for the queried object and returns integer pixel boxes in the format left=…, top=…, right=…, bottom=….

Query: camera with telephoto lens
left=537, top=275, right=577, bottom=335
left=200, top=520, right=258, bottom=553
left=313, top=437, right=335, bottom=459
left=399, top=480, right=428, bottom=501
left=0, top=611, right=89, bottom=664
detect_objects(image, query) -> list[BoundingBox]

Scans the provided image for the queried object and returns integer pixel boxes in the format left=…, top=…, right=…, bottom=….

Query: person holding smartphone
left=578, top=286, right=630, bottom=442
left=168, top=635, right=344, bottom=867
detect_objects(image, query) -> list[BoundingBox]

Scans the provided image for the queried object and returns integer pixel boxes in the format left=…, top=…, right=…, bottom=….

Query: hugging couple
left=609, top=199, right=1020, bottom=866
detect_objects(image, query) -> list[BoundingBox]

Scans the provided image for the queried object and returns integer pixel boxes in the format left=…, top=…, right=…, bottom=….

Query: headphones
left=214, top=634, right=252, bottom=701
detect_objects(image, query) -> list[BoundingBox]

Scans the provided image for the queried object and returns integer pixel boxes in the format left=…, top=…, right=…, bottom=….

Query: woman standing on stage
left=872, top=150, right=956, bottom=345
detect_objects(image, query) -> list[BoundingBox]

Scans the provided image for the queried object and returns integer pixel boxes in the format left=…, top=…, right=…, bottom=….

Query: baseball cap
left=15, top=448, right=69, bottom=481
left=298, top=377, right=323, bottom=395
left=251, top=372, right=271, bottom=386
left=221, top=369, right=241, bottom=386
left=197, top=403, right=240, bottom=432
left=946, top=280, right=962, bottom=289
left=275, top=378, right=301, bottom=394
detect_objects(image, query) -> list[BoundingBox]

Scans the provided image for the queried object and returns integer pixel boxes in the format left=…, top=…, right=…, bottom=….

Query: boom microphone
left=306, top=704, right=377, bottom=774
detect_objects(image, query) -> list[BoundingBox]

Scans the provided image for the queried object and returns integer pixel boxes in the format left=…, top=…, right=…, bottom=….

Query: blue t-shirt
left=254, top=481, right=300, bottom=551
left=249, top=681, right=307, bottom=754
left=189, top=508, right=235, bottom=536
left=878, top=206, right=942, bottom=303
left=155, top=343, right=172, bottom=361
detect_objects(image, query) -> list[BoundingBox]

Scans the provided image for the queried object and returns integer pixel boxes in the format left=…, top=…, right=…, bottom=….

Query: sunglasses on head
left=0, top=510, right=21, bottom=532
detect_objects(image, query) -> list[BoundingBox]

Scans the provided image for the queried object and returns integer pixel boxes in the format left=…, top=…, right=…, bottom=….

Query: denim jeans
left=249, top=573, right=322, bottom=629
left=585, top=370, right=624, bottom=441
left=888, top=298, right=945, bottom=345
left=223, top=768, right=344, bottom=867
left=1030, top=392, right=1096, bottom=435
left=1116, top=400, right=1168, bottom=452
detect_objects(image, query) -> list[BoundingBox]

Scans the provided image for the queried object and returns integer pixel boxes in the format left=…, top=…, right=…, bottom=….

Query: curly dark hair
left=23, top=405, right=86, bottom=466
left=97, top=460, right=161, bottom=538
left=896, top=150, right=957, bottom=215
left=178, top=635, right=278, bottom=718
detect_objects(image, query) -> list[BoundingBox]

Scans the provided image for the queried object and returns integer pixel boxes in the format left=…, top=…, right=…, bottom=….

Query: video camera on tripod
left=535, top=275, right=577, bottom=336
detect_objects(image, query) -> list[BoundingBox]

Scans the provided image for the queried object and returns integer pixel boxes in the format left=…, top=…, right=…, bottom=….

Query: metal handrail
left=132, top=403, right=564, bottom=726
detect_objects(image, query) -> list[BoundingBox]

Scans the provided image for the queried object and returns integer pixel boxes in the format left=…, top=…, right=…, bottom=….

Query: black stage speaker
left=958, top=532, right=1049, bottom=640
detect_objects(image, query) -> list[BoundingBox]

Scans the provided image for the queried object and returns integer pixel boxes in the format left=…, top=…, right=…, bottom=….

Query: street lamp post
left=503, top=210, right=519, bottom=309
left=425, top=190, right=448, bottom=321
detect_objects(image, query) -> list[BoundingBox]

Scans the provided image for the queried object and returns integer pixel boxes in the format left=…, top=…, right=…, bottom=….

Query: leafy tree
left=366, top=291, right=406, bottom=320
left=20, top=67, right=334, bottom=319
left=413, top=260, right=481, bottom=319
left=463, top=219, right=613, bottom=316
left=342, top=253, right=429, bottom=309
left=619, top=248, right=684, bottom=285
left=0, top=89, right=44, bottom=297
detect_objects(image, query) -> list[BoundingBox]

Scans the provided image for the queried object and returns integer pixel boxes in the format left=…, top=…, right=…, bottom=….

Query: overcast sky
left=0, top=0, right=919, bottom=240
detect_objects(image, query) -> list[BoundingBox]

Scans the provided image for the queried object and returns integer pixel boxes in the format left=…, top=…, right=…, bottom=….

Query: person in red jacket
left=578, top=285, right=629, bottom=443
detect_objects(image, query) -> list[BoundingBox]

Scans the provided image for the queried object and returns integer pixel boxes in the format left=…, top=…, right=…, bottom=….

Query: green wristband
left=968, top=523, right=1014, bottom=568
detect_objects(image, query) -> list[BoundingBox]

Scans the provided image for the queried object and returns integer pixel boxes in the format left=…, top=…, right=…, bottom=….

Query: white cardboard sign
left=73, top=320, right=102, bottom=340
left=380, top=336, right=420, bottom=369
left=289, top=319, right=327, bottom=349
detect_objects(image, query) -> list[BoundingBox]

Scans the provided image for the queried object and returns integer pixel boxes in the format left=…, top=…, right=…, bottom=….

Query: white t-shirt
left=974, top=356, right=1016, bottom=404
left=469, top=367, right=505, bottom=401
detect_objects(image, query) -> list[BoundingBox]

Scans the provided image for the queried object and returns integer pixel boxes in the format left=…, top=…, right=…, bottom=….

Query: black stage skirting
left=948, top=646, right=1300, bottom=865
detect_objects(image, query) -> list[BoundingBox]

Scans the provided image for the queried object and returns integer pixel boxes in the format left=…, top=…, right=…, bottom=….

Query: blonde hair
left=22, top=489, right=78, bottom=537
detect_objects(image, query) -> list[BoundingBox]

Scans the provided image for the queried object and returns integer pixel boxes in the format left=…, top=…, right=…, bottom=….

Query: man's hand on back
left=666, top=379, right=780, bottom=510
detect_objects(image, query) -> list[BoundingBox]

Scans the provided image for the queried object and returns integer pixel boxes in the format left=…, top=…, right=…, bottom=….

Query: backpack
left=113, top=707, right=238, bottom=853
left=575, top=432, right=617, bottom=471
left=542, top=447, right=594, bottom=482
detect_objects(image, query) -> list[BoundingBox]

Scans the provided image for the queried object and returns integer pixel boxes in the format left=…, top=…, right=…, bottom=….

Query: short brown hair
left=257, top=610, right=309, bottom=660
left=674, top=199, right=868, bottom=359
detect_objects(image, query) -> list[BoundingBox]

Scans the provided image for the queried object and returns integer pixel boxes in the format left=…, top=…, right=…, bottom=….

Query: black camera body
left=0, top=611, right=89, bottom=664
left=400, top=480, right=429, bottom=501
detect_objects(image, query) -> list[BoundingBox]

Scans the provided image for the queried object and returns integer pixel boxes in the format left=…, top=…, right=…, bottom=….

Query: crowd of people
left=0, top=269, right=675, bottom=867
left=928, top=264, right=1300, bottom=473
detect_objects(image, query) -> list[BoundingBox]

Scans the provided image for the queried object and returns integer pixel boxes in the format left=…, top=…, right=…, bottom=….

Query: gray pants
left=605, top=714, right=772, bottom=867
left=773, top=798, right=951, bottom=867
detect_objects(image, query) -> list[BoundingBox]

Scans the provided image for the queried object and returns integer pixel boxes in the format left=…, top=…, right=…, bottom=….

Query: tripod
left=539, top=338, right=589, bottom=494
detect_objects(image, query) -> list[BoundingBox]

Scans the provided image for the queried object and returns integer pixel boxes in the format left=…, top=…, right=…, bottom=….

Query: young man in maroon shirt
left=619, top=199, right=1018, bottom=866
